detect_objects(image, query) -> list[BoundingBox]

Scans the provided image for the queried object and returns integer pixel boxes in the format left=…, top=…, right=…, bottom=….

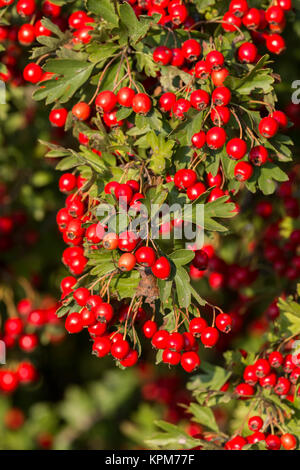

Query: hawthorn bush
left=1, top=0, right=300, bottom=451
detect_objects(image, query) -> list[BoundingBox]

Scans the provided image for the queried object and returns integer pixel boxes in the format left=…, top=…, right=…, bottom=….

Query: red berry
left=222, top=12, right=242, bottom=32
left=117, top=87, right=135, bottom=107
left=195, top=60, right=211, bottom=79
left=16, top=0, right=36, bottom=16
left=229, top=0, right=249, bottom=17
left=243, top=365, right=258, bottom=385
left=266, top=6, right=285, bottom=25
left=174, top=169, right=197, bottom=189
left=255, top=358, right=271, bottom=378
left=166, top=332, right=184, bottom=352
left=266, top=34, right=286, bottom=54
left=268, top=351, right=283, bottom=368
left=59, top=173, right=76, bottom=193
left=180, top=351, right=201, bottom=372
left=192, top=249, right=208, bottom=270
left=72, top=102, right=91, bottom=121
left=94, top=303, right=114, bottom=323
left=259, top=116, right=279, bottom=138
left=111, top=339, right=130, bottom=360
left=172, top=98, right=191, bottom=119
left=136, top=246, right=157, bottom=267
left=18, top=23, right=35, bottom=45
left=152, top=329, right=169, bottom=349
left=118, top=253, right=136, bottom=272
left=211, top=106, right=231, bottom=126
left=118, top=231, right=138, bottom=252
left=92, top=336, right=111, bottom=357
left=191, top=131, right=206, bottom=149
left=266, top=434, right=281, bottom=450
left=242, top=8, right=261, bottom=30
left=153, top=45, right=172, bottom=65
left=190, top=89, right=210, bottom=110
left=216, top=313, right=232, bottom=333
left=235, top=383, right=255, bottom=397
left=187, top=182, right=206, bottom=201
left=159, top=92, right=176, bottom=112
left=212, top=86, right=231, bottom=106
left=23, top=63, right=42, bottom=83
left=281, top=434, right=297, bottom=450
left=189, top=317, right=208, bottom=337
left=272, top=110, right=288, bottom=129
left=234, top=161, right=253, bottom=181
left=182, top=39, right=201, bottom=61
left=73, top=287, right=90, bottom=306
left=49, top=108, right=68, bottom=127
left=206, top=126, right=226, bottom=149
left=226, top=138, right=247, bottom=160
left=249, top=146, right=268, bottom=166
left=201, top=327, right=219, bottom=347
left=143, top=320, right=158, bottom=338
left=120, top=349, right=138, bottom=367
left=206, top=51, right=224, bottom=71
left=151, top=256, right=171, bottom=280
left=95, top=90, right=117, bottom=112
left=132, top=93, right=152, bottom=114
left=65, top=312, right=83, bottom=334
left=162, top=349, right=181, bottom=365
left=237, top=42, right=257, bottom=63
left=248, top=416, right=263, bottom=431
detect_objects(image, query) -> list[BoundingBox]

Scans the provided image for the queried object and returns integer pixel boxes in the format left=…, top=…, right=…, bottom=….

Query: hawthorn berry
left=151, top=256, right=171, bottom=280
left=120, top=349, right=138, bottom=367
left=229, top=0, right=249, bottom=17
left=95, top=90, right=117, bottom=112
left=94, top=303, right=114, bottom=323
left=222, top=12, right=242, bottom=32
left=65, top=312, right=83, bottom=334
left=132, top=93, right=152, bottom=114
left=281, top=434, right=297, bottom=450
left=174, top=169, right=197, bottom=189
left=189, top=317, right=208, bottom=337
left=216, top=313, right=232, bottom=333
left=23, top=63, right=42, bottom=83
left=72, top=102, right=91, bottom=121
left=234, top=161, right=253, bottom=181
left=153, top=45, right=172, bottom=65
left=212, top=87, right=231, bottom=106
left=248, top=416, right=263, bottom=432
left=249, top=146, right=268, bottom=166
left=163, top=349, right=181, bottom=366
left=49, top=108, right=68, bottom=127
left=206, top=51, right=224, bottom=71
left=159, top=92, right=176, bottom=112
left=237, top=42, right=257, bottom=63
left=143, top=320, right=158, bottom=338
left=92, top=336, right=111, bottom=357
left=117, top=87, right=135, bottom=107
left=259, top=116, right=279, bottom=138
left=190, top=89, right=210, bottom=110
left=191, top=131, right=206, bottom=149
left=136, top=246, right=156, bottom=267
left=226, top=138, right=247, bottom=160
left=182, top=39, right=201, bottom=61
left=111, top=339, right=130, bottom=360
left=187, top=182, right=206, bottom=201
left=266, top=34, right=286, bottom=54
left=201, top=327, right=219, bottom=347
left=118, top=253, right=136, bottom=272
left=206, top=126, right=227, bottom=149
left=180, top=351, right=201, bottom=372
left=152, top=329, right=169, bottom=349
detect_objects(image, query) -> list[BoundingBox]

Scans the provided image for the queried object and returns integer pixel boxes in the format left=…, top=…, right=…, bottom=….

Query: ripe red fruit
left=265, top=434, right=281, bottom=450
left=80, top=308, right=96, bottom=327
left=187, top=182, right=206, bottom=201
left=95, top=90, right=117, bottom=112
left=103, top=109, right=124, bottom=127
left=151, top=256, right=171, bottom=280
left=216, top=313, right=232, bottom=333
left=73, top=287, right=90, bottom=306
left=242, top=8, right=261, bottom=30
left=258, top=116, right=279, bottom=138
left=72, top=102, right=91, bottom=121
left=189, top=317, right=208, bottom=337
left=58, top=173, right=76, bottom=193
left=49, top=108, right=68, bottom=127
left=132, top=93, right=152, bottom=114
left=120, top=349, right=138, bottom=367
left=248, top=416, right=263, bottom=431
left=117, top=87, right=135, bottom=107
left=94, top=303, right=114, bottom=323
left=19, top=334, right=38, bottom=352
left=111, top=339, right=130, bottom=360
left=152, top=329, right=169, bottom=349
left=5, top=318, right=23, bottom=337
left=266, top=6, right=285, bottom=25
left=274, top=376, right=291, bottom=395
left=166, top=332, right=184, bottom=352
left=222, top=12, right=242, bottom=32
left=136, top=246, right=156, bottom=267
left=225, top=436, right=247, bottom=450
left=243, top=365, right=258, bottom=385
left=272, top=110, right=288, bottom=129
left=206, top=126, right=227, bottom=149
left=237, top=42, right=257, bottom=63
left=281, top=433, right=297, bottom=450
left=23, top=63, right=42, bottom=83
left=255, top=358, right=271, bottom=378
left=212, top=86, right=231, bottom=106
left=201, top=327, right=219, bottom=347
left=191, top=131, right=206, bottom=149
left=234, top=161, right=253, bottom=181
left=278, top=0, right=292, bottom=11
left=42, top=1, right=61, bottom=17
left=118, top=231, right=138, bottom=252
left=211, top=68, right=229, bottom=86
left=153, top=45, right=172, bottom=65
left=229, top=0, right=249, bottom=17
left=143, top=320, right=158, bottom=338
left=268, top=351, right=283, bottom=368
left=118, top=253, right=136, bottom=272
left=226, top=138, right=247, bottom=160
left=115, top=184, right=133, bottom=205
left=249, top=146, right=268, bottom=166
left=192, top=249, right=208, bottom=270
left=206, top=51, right=224, bottom=71
left=266, top=34, right=286, bottom=54
left=0, top=371, right=19, bottom=393
left=174, top=169, right=197, bottom=189
left=182, top=39, right=201, bottom=61
left=16, top=0, right=36, bottom=16
left=247, top=431, right=265, bottom=445
left=103, top=232, right=119, bottom=250
left=211, top=106, right=231, bottom=126
left=92, top=336, right=111, bottom=357
left=181, top=351, right=201, bottom=372
left=17, top=362, right=36, bottom=383
left=159, top=92, right=176, bottom=112
left=162, top=349, right=181, bottom=365
left=65, top=312, right=83, bottom=334
left=18, top=23, right=35, bottom=45
left=195, top=60, right=211, bottom=79
left=235, top=383, right=255, bottom=397
left=190, top=89, right=210, bottom=110
left=86, top=294, right=103, bottom=311
left=172, top=98, right=191, bottom=119
left=169, top=3, right=188, bottom=25
left=88, top=322, right=107, bottom=337
left=171, top=47, right=185, bottom=67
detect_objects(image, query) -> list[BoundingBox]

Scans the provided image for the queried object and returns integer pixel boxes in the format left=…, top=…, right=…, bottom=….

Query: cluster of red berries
left=222, top=0, right=292, bottom=56
left=225, top=417, right=297, bottom=450
left=234, top=351, right=300, bottom=402
left=0, top=296, right=64, bottom=393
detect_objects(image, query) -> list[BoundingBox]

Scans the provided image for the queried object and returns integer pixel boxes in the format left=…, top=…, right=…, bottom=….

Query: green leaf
left=146, top=421, right=201, bottom=450
left=146, top=131, right=175, bottom=174
left=33, top=60, right=94, bottom=105
left=187, top=404, right=219, bottom=433
left=188, top=361, right=232, bottom=393
left=174, top=266, right=191, bottom=308
left=119, top=3, right=158, bottom=45
left=169, top=249, right=195, bottom=266
left=109, top=271, right=141, bottom=300
left=87, top=0, right=119, bottom=26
